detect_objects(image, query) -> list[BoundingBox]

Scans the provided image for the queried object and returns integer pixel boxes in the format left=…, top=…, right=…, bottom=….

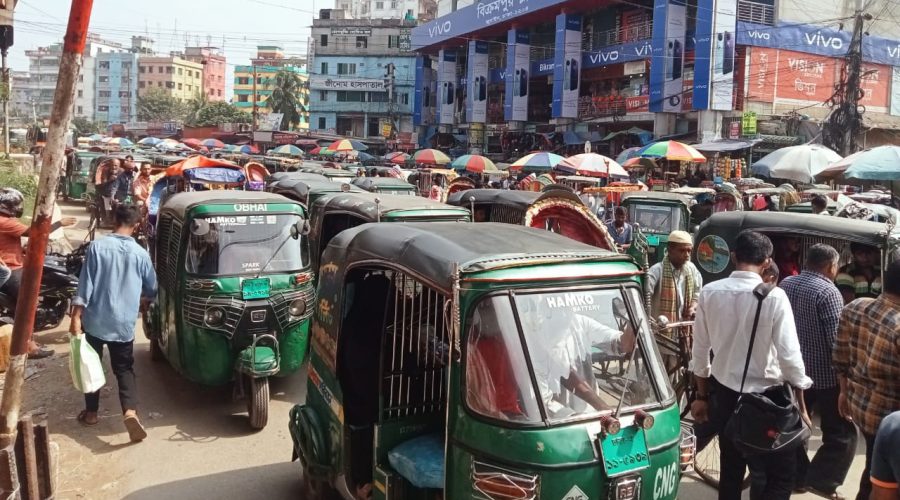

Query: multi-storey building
left=233, top=46, right=309, bottom=129
left=185, top=46, right=227, bottom=101
left=95, top=52, right=139, bottom=124
left=309, top=11, right=417, bottom=138
left=138, top=54, right=204, bottom=101
left=333, top=0, right=436, bottom=21
left=10, top=71, right=33, bottom=119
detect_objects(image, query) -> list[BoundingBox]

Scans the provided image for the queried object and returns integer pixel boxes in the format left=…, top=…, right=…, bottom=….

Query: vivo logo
left=429, top=21, right=452, bottom=38
left=590, top=51, right=619, bottom=64
left=805, top=31, right=843, bottom=49
left=748, top=30, right=770, bottom=40
left=634, top=43, right=652, bottom=56
left=887, top=45, right=900, bottom=58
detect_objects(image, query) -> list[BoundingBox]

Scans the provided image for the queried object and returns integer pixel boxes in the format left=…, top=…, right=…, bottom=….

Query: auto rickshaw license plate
left=598, top=425, right=650, bottom=477
left=241, top=278, right=271, bottom=300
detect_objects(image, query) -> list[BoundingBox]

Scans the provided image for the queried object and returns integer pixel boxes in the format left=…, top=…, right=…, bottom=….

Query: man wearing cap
left=647, top=230, right=702, bottom=323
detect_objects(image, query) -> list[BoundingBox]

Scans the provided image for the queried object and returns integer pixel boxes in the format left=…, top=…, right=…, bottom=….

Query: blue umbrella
left=138, top=137, right=162, bottom=146
left=838, top=146, right=900, bottom=181
left=272, top=144, right=303, bottom=157
left=356, top=151, right=376, bottom=162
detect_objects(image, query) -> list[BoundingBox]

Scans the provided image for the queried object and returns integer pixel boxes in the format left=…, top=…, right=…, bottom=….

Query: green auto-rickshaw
left=268, top=171, right=330, bottom=184
left=67, top=150, right=103, bottom=201
left=290, top=222, right=695, bottom=499
left=350, top=177, right=417, bottom=196
left=620, top=192, right=692, bottom=265
left=144, top=190, right=314, bottom=429
left=268, top=178, right=365, bottom=208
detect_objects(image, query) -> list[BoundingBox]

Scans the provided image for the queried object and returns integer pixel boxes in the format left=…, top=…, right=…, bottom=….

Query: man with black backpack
left=690, top=230, right=812, bottom=500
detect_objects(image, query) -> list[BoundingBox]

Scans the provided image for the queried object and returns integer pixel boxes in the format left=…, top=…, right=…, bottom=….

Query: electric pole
left=385, top=62, right=396, bottom=140
left=823, top=0, right=870, bottom=156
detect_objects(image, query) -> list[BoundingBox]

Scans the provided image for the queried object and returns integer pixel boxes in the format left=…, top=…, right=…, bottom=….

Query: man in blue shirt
left=69, top=204, right=157, bottom=442
left=606, top=206, right=633, bottom=249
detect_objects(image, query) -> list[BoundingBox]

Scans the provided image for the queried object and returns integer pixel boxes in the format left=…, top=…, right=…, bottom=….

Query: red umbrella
left=309, top=146, right=323, bottom=155
left=183, top=138, right=202, bottom=149
left=385, top=151, right=410, bottom=164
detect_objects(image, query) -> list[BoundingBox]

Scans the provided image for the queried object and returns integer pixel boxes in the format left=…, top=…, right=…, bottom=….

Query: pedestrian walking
left=69, top=204, right=157, bottom=442
left=690, top=229, right=812, bottom=500
left=833, top=258, right=900, bottom=500
left=647, top=230, right=702, bottom=322
left=780, top=244, right=856, bottom=498
left=869, top=411, right=900, bottom=500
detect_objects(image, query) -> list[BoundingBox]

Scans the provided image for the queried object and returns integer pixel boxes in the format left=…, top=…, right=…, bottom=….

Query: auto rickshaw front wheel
left=246, top=376, right=269, bottom=430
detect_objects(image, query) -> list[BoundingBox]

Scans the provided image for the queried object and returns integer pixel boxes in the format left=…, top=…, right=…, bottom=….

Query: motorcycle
left=0, top=246, right=84, bottom=332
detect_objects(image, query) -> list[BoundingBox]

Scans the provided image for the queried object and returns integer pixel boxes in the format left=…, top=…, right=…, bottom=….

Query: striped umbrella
left=237, top=144, right=259, bottom=154
left=450, top=154, right=498, bottom=174
left=637, top=141, right=706, bottom=162
left=413, top=148, right=451, bottom=165
left=272, top=144, right=304, bottom=157
left=385, top=151, right=410, bottom=164
left=615, top=147, right=642, bottom=165
left=320, top=148, right=336, bottom=156
left=327, top=138, right=368, bottom=152
left=509, top=152, right=565, bottom=172
left=200, top=138, right=225, bottom=149
left=556, top=153, right=628, bottom=178
left=138, top=137, right=162, bottom=146
left=308, top=146, right=323, bottom=155
left=106, top=137, right=133, bottom=147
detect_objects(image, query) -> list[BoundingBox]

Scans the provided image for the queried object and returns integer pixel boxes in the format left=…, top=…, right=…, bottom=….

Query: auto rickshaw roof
left=313, top=192, right=470, bottom=218
left=160, top=190, right=300, bottom=215
left=323, top=222, right=627, bottom=292
left=446, top=188, right=585, bottom=209
left=268, top=171, right=329, bottom=183
left=351, top=177, right=415, bottom=190
left=621, top=191, right=692, bottom=206
left=698, top=211, right=899, bottom=246
left=164, top=155, right=241, bottom=176
left=272, top=179, right=364, bottom=198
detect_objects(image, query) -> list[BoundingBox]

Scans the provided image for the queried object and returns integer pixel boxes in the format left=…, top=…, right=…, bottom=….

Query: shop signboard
left=438, top=49, right=457, bottom=125
left=729, top=121, right=740, bottom=139
left=310, top=76, right=386, bottom=92
left=649, top=0, right=687, bottom=113
left=859, top=63, right=890, bottom=110
left=273, top=132, right=296, bottom=144
left=775, top=49, right=836, bottom=102
left=583, top=38, right=653, bottom=70
left=466, top=40, right=489, bottom=123
left=625, top=95, right=650, bottom=113
left=741, top=111, right=757, bottom=135
left=552, top=13, right=582, bottom=118
left=746, top=47, right=777, bottom=102
left=504, top=29, right=530, bottom=121
left=710, top=0, right=737, bottom=110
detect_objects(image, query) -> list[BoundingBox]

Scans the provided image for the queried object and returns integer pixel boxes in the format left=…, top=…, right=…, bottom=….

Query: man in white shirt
left=690, top=230, right=812, bottom=500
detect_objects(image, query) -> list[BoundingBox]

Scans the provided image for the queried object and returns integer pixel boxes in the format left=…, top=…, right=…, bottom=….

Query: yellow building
left=233, top=46, right=309, bottom=130
left=138, top=55, right=204, bottom=101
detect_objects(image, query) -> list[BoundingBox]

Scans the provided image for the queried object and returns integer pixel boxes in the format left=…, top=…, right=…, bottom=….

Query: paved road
left=19, top=201, right=868, bottom=499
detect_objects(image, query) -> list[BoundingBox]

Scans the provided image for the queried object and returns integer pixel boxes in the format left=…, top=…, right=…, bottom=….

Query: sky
left=11, top=0, right=323, bottom=98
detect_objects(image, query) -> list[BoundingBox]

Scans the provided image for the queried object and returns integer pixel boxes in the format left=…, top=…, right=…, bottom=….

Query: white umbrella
left=751, top=144, right=842, bottom=183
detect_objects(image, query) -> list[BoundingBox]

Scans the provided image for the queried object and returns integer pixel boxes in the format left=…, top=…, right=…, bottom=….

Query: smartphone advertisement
left=711, top=0, right=737, bottom=110
left=414, top=56, right=437, bottom=126
left=438, top=49, right=457, bottom=125
left=466, top=40, right=489, bottom=123
left=504, top=29, right=530, bottom=122
left=551, top=13, right=582, bottom=119
left=691, top=0, right=714, bottom=109
left=649, top=0, right=686, bottom=113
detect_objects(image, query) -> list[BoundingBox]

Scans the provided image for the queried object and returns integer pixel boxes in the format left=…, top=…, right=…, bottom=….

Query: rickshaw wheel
left=693, top=433, right=751, bottom=490
left=247, top=376, right=269, bottom=430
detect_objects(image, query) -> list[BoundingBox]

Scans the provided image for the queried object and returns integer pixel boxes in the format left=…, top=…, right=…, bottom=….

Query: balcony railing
left=737, top=0, right=775, bottom=25
left=590, top=20, right=653, bottom=51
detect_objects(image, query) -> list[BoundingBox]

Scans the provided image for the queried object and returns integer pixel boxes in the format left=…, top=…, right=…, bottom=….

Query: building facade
left=138, top=54, right=204, bottom=101
left=95, top=52, right=139, bottom=124
left=309, top=12, right=417, bottom=138
left=11, top=71, right=33, bottom=120
left=233, top=46, right=310, bottom=129
left=413, top=0, right=900, bottom=154
left=185, top=46, right=227, bottom=101
left=333, top=0, right=437, bottom=21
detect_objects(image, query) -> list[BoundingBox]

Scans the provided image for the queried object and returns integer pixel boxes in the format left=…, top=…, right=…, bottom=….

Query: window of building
left=77, top=106, right=83, bottom=115
left=320, top=34, right=328, bottom=47
left=140, top=66, right=145, bottom=73
left=337, top=63, right=357, bottom=75
left=119, top=91, right=130, bottom=98
left=178, top=83, right=183, bottom=90
left=99, top=76, right=109, bottom=83
left=356, top=36, right=368, bottom=49
left=217, top=89, right=222, bottom=96
left=147, top=66, right=153, bottom=73
left=98, top=90, right=111, bottom=98
left=319, top=90, right=327, bottom=101
left=238, top=94, right=249, bottom=102
left=139, top=81, right=145, bottom=89
left=166, top=67, right=173, bottom=74
left=158, top=66, right=164, bottom=73
left=123, top=62, right=131, bottom=71
left=369, top=92, right=388, bottom=102
left=158, top=81, right=163, bottom=87
left=336, top=91, right=366, bottom=102
left=399, top=93, right=409, bottom=105
left=388, top=35, right=400, bottom=48
left=237, top=76, right=249, bottom=85
left=99, top=61, right=109, bottom=69
left=187, top=85, right=192, bottom=91
left=318, top=117, right=326, bottom=129
left=320, top=62, right=328, bottom=75
left=391, top=0, right=398, bottom=8
left=77, top=90, right=83, bottom=98
left=376, top=1, right=384, bottom=8
left=178, top=68, right=183, bottom=76
left=166, top=81, right=175, bottom=89
left=97, top=105, right=108, bottom=111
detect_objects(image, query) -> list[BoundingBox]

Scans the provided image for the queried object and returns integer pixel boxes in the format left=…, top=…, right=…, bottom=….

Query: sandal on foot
left=27, top=346, right=54, bottom=360
left=77, top=411, right=98, bottom=426
left=808, top=487, right=846, bottom=500
left=124, top=414, right=147, bottom=442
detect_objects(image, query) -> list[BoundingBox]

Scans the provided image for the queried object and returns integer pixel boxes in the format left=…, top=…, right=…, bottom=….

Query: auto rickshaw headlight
left=288, top=298, right=307, bottom=318
left=634, top=410, right=654, bottom=430
left=204, top=306, right=226, bottom=327
left=601, top=415, right=621, bottom=435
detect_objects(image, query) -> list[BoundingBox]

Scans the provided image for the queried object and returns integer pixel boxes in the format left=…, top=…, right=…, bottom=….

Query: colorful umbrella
left=385, top=151, right=410, bottom=164
left=237, top=144, right=259, bottom=154
left=182, top=138, right=203, bottom=148
left=327, top=138, right=368, bottom=152
left=556, top=153, right=628, bottom=178
left=356, top=152, right=377, bottom=162
left=105, top=137, right=133, bottom=147
left=221, top=144, right=239, bottom=152
left=320, top=148, right=336, bottom=156
left=817, top=145, right=900, bottom=181
left=615, top=147, right=642, bottom=165
left=451, top=154, right=498, bottom=174
left=413, top=149, right=451, bottom=165
left=272, top=144, right=304, bottom=157
left=200, top=138, right=225, bottom=149
left=637, top=141, right=706, bottom=162
left=87, top=134, right=104, bottom=141
left=308, top=146, right=323, bottom=155
left=751, top=144, right=841, bottom=183
left=509, top=152, right=565, bottom=172
left=138, top=137, right=161, bottom=146
left=623, top=157, right=658, bottom=169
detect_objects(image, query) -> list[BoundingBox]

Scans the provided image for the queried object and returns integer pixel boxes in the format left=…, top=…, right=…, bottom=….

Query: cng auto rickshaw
left=268, top=178, right=364, bottom=208
left=289, top=222, right=694, bottom=499
left=619, top=192, right=692, bottom=264
left=447, top=188, right=617, bottom=250
left=144, top=191, right=314, bottom=429
left=268, top=171, right=330, bottom=184
left=301, top=165, right=356, bottom=184
left=351, top=177, right=417, bottom=196
left=67, top=150, right=103, bottom=201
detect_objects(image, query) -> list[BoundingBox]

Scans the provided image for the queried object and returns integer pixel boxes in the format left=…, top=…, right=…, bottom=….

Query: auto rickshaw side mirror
left=190, top=219, right=210, bottom=236
left=291, top=220, right=310, bottom=240
left=612, top=296, right=628, bottom=321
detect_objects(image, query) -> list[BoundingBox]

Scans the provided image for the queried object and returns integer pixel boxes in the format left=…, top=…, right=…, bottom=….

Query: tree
left=71, top=116, right=103, bottom=136
left=184, top=92, right=209, bottom=126
left=137, top=88, right=186, bottom=122
left=193, top=101, right=251, bottom=127
left=266, top=69, right=305, bottom=130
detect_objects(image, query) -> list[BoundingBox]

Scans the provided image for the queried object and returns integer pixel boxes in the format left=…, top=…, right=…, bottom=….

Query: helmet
left=0, top=188, right=24, bottom=218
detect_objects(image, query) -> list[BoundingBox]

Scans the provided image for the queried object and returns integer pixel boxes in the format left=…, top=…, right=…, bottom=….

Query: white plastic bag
left=68, top=335, right=106, bottom=393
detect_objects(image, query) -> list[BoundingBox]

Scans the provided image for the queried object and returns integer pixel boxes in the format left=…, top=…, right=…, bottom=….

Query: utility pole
left=0, top=0, right=94, bottom=449
left=385, top=62, right=396, bottom=140
left=251, top=65, right=258, bottom=135
left=0, top=0, right=15, bottom=155
left=823, top=0, right=869, bottom=156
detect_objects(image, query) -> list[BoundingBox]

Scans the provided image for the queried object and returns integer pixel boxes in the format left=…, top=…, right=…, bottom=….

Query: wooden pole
left=0, top=0, right=94, bottom=449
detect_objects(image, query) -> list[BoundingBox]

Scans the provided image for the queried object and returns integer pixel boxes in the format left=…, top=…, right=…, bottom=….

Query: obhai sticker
left=696, top=235, right=730, bottom=274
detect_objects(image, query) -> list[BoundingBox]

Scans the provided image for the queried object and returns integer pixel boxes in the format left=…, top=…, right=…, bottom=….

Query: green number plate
left=241, top=278, right=271, bottom=300
left=646, top=235, right=660, bottom=246
left=598, top=425, right=650, bottom=477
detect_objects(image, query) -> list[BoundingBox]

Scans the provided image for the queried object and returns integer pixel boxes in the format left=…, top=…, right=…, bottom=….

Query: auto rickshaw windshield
left=466, top=287, right=669, bottom=425
left=186, top=213, right=309, bottom=275
left=628, top=203, right=683, bottom=234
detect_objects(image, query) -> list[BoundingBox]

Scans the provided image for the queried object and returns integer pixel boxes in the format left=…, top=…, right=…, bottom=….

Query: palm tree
left=266, top=69, right=304, bottom=130
left=184, top=91, right=209, bottom=127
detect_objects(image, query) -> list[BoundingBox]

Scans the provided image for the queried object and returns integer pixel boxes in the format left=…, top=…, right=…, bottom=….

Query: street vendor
left=647, top=230, right=703, bottom=323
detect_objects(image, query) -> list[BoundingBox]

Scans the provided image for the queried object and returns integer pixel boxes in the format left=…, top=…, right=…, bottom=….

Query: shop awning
left=601, top=127, right=653, bottom=144
left=564, top=131, right=583, bottom=145
left=692, top=139, right=761, bottom=152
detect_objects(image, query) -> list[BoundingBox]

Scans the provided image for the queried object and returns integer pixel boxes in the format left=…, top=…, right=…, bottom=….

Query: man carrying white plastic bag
left=69, top=204, right=157, bottom=442
left=69, top=334, right=105, bottom=393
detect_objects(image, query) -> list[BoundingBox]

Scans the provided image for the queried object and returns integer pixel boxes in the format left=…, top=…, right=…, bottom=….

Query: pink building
left=185, top=47, right=226, bottom=101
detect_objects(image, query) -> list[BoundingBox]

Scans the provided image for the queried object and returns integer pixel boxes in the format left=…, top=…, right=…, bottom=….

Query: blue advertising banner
left=583, top=39, right=653, bottom=69
left=710, top=0, right=737, bottom=110
left=649, top=0, right=668, bottom=112
left=552, top=13, right=582, bottom=118
left=692, top=0, right=714, bottom=110
left=413, top=56, right=436, bottom=126
left=650, top=0, right=686, bottom=112
left=504, top=29, right=530, bottom=121
left=413, top=56, right=425, bottom=125
left=467, top=41, right=489, bottom=123
left=438, top=50, right=457, bottom=125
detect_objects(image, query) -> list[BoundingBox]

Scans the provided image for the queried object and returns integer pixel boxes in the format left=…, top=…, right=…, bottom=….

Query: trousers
left=796, top=386, right=858, bottom=493
left=83, top=333, right=138, bottom=414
